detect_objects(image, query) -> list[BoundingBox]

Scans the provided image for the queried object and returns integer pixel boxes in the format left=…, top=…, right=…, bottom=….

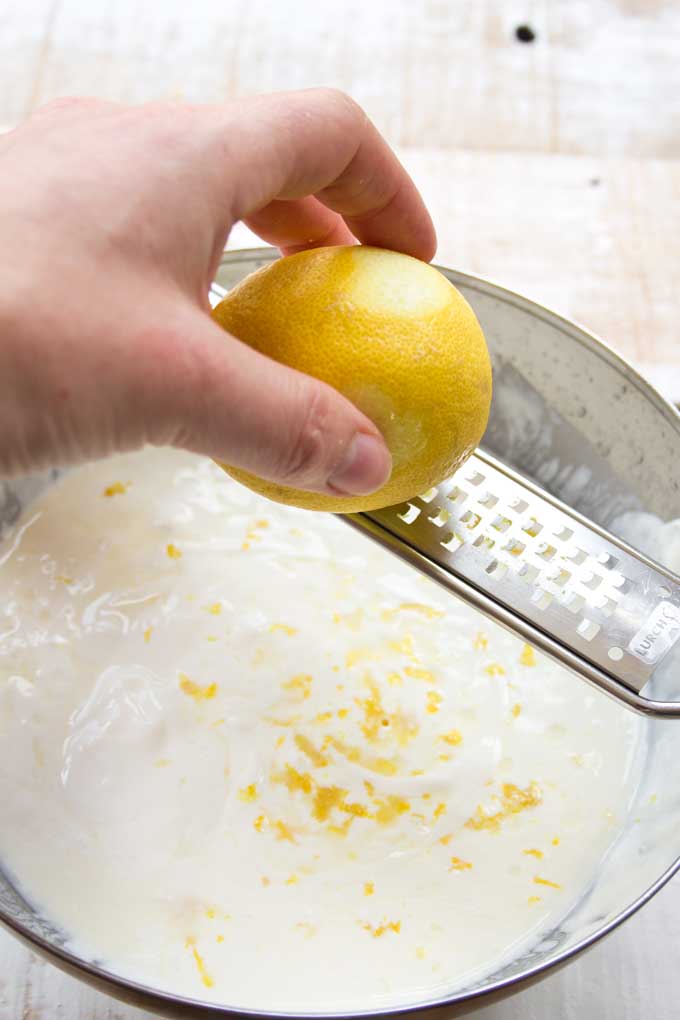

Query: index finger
left=212, top=89, right=436, bottom=262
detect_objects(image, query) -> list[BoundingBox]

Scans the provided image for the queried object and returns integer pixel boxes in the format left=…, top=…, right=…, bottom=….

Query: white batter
left=0, top=448, right=643, bottom=1012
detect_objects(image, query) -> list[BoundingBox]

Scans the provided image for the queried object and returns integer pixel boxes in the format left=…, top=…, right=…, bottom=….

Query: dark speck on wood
left=515, top=24, right=536, bottom=43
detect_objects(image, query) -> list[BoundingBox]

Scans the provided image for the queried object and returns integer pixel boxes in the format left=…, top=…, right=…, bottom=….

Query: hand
left=0, top=89, right=435, bottom=497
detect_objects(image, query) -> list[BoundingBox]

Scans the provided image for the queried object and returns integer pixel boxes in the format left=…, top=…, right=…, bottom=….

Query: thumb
left=154, top=310, right=392, bottom=498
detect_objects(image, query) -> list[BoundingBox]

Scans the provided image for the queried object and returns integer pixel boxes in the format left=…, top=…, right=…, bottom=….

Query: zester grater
left=209, top=281, right=680, bottom=718
left=345, top=450, right=680, bottom=718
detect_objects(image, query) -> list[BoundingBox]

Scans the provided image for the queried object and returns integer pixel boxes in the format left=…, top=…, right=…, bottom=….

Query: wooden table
left=1, top=2, right=680, bottom=1017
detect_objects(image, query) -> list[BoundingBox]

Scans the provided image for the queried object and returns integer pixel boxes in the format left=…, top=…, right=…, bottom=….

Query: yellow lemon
left=212, top=246, right=492, bottom=512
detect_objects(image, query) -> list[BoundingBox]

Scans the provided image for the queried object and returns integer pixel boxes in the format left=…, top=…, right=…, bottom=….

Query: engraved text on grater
left=629, top=601, right=680, bottom=665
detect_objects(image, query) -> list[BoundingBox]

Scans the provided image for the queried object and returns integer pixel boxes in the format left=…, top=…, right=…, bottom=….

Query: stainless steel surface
left=2, top=248, right=680, bottom=1019
left=348, top=451, right=680, bottom=717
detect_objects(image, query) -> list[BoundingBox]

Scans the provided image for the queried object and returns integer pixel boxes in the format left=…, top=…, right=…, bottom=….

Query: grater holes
left=478, top=492, right=499, bottom=509
left=522, top=518, right=543, bottom=538
left=485, top=559, right=508, bottom=580
left=518, top=563, right=540, bottom=584
left=419, top=487, right=439, bottom=504
left=473, top=534, right=496, bottom=552
left=537, top=542, right=557, bottom=561
left=509, top=497, right=529, bottom=513
left=563, top=591, right=586, bottom=614
left=577, top=618, right=600, bottom=642
left=610, top=572, right=633, bottom=594
left=491, top=514, right=512, bottom=533
left=428, top=506, right=450, bottom=528
left=608, top=646, right=624, bottom=662
left=597, top=552, right=618, bottom=569
left=440, top=531, right=463, bottom=553
left=503, top=538, right=526, bottom=557
left=593, top=595, right=617, bottom=618
left=465, top=470, right=485, bottom=486
left=581, top=571, right=603, bottom=591
left=461, top=510, right=482, bottom=531
left=531, top=588, right=553, bottom=611
left=547, top=567, right=571, bottom=587
left=552, top=526, right=574, bottom=542
left=397, top=503, right=421, bottom=525
left=565, top=547, right=587, bottom=565
left=446, top=486, right=468, bottom=506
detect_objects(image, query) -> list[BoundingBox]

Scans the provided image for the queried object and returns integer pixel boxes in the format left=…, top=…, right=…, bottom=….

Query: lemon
left=212, top=246, right=492, bottom=512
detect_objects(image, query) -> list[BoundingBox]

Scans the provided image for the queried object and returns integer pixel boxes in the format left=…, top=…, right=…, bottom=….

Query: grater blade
left=343, top=451, right=680, bottom=718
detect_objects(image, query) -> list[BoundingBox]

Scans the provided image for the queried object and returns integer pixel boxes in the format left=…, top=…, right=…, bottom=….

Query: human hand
left=0, top=89, right=435, bottom=497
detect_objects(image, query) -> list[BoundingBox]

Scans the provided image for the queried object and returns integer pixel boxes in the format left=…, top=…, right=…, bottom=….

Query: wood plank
left=4, top=0, right=680, bottom=157
left=0, top=0, right=59, bottom=125
left=398, top=148, right=680, bottom=385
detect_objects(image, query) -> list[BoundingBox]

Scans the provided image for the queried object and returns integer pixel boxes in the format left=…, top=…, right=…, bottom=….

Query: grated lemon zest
left=185, top=938, right=214, bottom=988
left=294, top=733, right=328, bottom=768
left=520, top=643, right=536, bottom=667
left=275, top=820, right=296, bottom=843
left=484, top=662, right=506, bottom=677
left=282, top=674, right=313, bottom=700
left=269, top=623, right=298, bottom=636
left=533, top=876, right=561, bottom=889
left=103, top=481, right=129, bottom=497
left=363, top=919, right=401, bottom=937
left=404, top=665, right=435, bottom=683
left=381, top=603, right=444, bottom=621
left=449, top=856, right=473, bottom=871
left=179, top=673, right=217, bottom=701
left=465, top=782, right=542, bottom=833
left=426, top=691, right=443, bottom=714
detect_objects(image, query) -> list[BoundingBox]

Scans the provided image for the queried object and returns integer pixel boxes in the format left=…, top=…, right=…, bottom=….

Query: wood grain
left=2, top=0, right=680, bottom=156
left=398, top=148, right=680, bottom=383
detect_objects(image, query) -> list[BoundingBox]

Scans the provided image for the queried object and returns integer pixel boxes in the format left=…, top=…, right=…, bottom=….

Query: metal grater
left=345, top=451, right=680, bottom=717
left=209, top=280, right=680, bottom=717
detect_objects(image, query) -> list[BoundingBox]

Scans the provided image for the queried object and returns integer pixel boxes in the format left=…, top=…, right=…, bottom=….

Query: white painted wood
left=2, top=1, right=680, bottom=1015
left=395, top=148, right=680, bottom=390
left=3, top=0, right=680, bottom=157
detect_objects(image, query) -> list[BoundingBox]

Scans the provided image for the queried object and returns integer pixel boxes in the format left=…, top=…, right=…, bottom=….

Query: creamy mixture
left=0, top=449, right=643, bottom=1012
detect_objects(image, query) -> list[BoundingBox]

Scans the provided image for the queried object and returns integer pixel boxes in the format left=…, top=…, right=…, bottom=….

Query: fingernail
left=328, top=433, right=392, bottom=496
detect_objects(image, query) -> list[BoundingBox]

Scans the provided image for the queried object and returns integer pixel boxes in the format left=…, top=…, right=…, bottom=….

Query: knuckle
left=314, top=87, right=359, bottom=117
left=313, top=88, right=365, bottom=132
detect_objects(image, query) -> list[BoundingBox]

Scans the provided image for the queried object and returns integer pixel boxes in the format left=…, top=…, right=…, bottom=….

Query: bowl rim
left=2, top=247, right=679, bottom=1018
